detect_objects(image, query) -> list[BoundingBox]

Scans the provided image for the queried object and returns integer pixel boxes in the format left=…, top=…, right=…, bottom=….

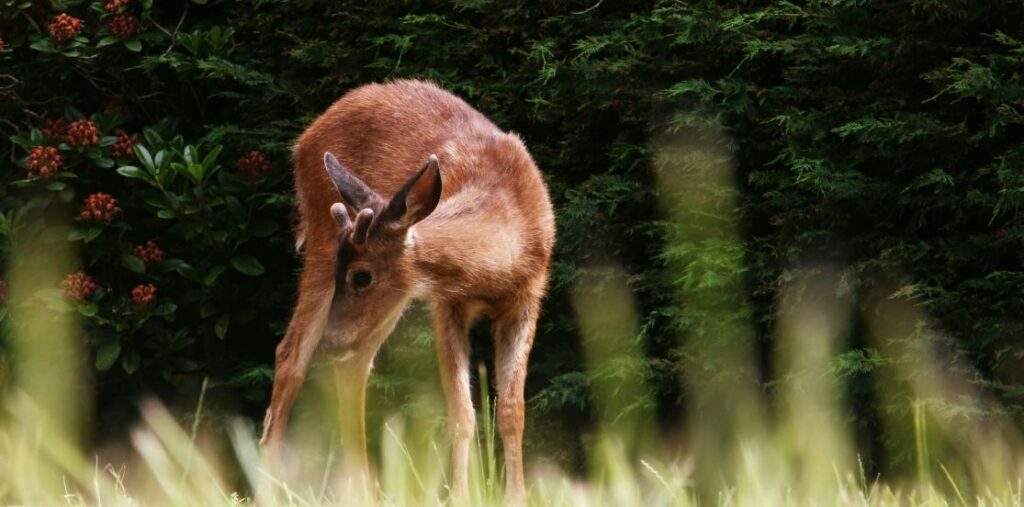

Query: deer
left=259, top=79, right=555, bottom=503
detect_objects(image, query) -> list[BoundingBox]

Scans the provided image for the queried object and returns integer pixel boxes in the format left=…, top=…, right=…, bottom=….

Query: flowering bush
left=106, top=15, right=138, bottom=41
left=48, top=13, right=82, bottom=46
left=26, top=146, right=63, bottom=181
left=235, top=150, right=271, bottom=181
left=131, top=283, right=156, bottom=308
left=80, top=193, right=122, bottom=223
left=62, top=272, right=98, bottom=303
left=41, top=118, right=69, bottom=139
left=105, top=0, right=130, bottom=13
left=64, top=120, right=101, bottom=150
left=133, top=241, right=164, bottom=264
left=112, top=130, right=139, bottom=159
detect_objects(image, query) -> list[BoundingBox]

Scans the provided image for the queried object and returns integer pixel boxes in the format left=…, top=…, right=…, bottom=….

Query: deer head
left=320, top=152, right=442, bottom=353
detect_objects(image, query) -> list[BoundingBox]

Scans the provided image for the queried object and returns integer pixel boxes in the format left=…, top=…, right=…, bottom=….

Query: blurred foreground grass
left=2, top=133, right=1023, bottom=506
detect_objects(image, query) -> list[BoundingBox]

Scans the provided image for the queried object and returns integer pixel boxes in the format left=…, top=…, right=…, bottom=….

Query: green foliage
left=1, top=0, right=1022, bottom=479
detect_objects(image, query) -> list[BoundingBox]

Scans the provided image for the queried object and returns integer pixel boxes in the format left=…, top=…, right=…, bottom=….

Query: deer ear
left=324, top=152, right=384, bottom=211
left=383, top=154, right=442, bottom=227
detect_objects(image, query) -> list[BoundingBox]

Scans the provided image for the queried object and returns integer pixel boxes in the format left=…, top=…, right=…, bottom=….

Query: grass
left=7, top=390, right=1023, bottom=507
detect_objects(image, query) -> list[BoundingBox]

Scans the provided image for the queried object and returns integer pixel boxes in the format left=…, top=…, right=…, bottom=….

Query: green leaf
left=84, top=228, right=103, bottom=243
left=184, top=145, right=198, bottom=165
left=124, top=38, right=142, bottom=52
left=142, top=128, right=164, bottom=148
left=97, top=36, right=119, bottom=48
left=30, top=39, right=56, bottom=53
left=117, top=165, right=153, bottom=182
left=202, top=145, right=223, bottom=169
left=143, top=196, right=168, bottom=209
left=230, top=255, right=265, bottom=276
left=95, top=158, right=115, bottom=168
left=203, top=265, right=226, bottom=285
left=65, top=106, right=86, bottom=121
left=175, top=262, right=200, bottom=282
left=9, top=134, right=33, bottom=148
left=157, top=209, right=176, bottom=219
left=120, top=253, right=146, bottom=273
left=95, top=342, right=122, bottom=371
left=76, top=303, right=98, bottom=317
left=175, top=359, right=200, bottom=371
left=251, top=218, right=279, bottom=238
left=188, top=163, right=203, bottom=183
left=121, top=350, right=141, bottom=374
left=135, top=144, right=154, bottom=170
left=68, top=227, right=103, bottom=243
left=215, top=314, right=230, bottom=339
left=152, top=303, right=177, bottom=317
left=155, top=149, right=168, bottom=170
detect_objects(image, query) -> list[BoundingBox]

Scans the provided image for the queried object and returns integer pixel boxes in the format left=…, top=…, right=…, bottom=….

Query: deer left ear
left=383, top=154, right=442, bottom=228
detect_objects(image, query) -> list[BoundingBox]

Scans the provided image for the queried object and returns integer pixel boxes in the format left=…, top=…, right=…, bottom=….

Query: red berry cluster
left=105, top=0, right=130, bottom=12
left=63, top=272, right=97, bottom=302
left=81, top=193, right=122, bottom=223
left=236, top=150, right=270, bottom=181
left=42, top=117, right=69, bottom=138
left=49, top=13, right=83, bottom=46
left=131, top=283, right=157, bottom=307
left=133, top=241, right=164, bottom=264
left=0, top=36, right=5, bottom=53
left=27, top=146, right=64, bottom=181
left=64, top=120, right=100, bottom=150
left=112, top=130, right=139, bottom=159
left=106, top=15, right=138, bottom=40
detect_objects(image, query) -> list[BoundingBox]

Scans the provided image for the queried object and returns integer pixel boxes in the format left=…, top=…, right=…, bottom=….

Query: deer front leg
left=261, top=255, right=334, bottom=467
left=433, top=303, right=474, bottom=501
left=493, top=304, right=538, bottom=504
left=332, top=354, right=375, bottom=499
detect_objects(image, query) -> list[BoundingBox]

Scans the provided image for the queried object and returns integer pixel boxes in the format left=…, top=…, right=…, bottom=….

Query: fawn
left=260, top=79, right=555, bottom=502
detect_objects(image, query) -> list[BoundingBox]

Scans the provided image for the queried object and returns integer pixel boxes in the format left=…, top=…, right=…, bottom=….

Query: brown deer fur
left=260, top=79, right=555, bottom=502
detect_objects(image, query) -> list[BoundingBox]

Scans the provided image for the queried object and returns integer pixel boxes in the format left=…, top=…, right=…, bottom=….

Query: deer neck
left=405, top=224, right=454, bottom=298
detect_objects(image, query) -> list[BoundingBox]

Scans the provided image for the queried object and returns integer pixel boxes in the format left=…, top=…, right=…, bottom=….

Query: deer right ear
left=382, top=154, right=443, bottom=228
left=324, top=152, right=385, bottom=211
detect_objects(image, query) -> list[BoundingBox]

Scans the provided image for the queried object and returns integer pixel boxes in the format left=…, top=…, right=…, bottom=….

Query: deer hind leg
left=260, top=250, right=334, bottom=466
left=432, top=302, right=475, bottom=501
left=493, top=302, right=539, bottom=503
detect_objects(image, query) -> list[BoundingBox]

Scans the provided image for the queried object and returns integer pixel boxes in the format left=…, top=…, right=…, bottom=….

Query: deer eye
left=352, top=270, right=372, bottom=289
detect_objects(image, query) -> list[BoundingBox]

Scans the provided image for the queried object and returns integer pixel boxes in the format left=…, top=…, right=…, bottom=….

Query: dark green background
left=2, top=0, right=1022, bottom=479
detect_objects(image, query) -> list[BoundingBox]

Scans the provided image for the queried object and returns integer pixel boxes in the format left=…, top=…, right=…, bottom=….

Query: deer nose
left=319, top=327, right=357, bottom=355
